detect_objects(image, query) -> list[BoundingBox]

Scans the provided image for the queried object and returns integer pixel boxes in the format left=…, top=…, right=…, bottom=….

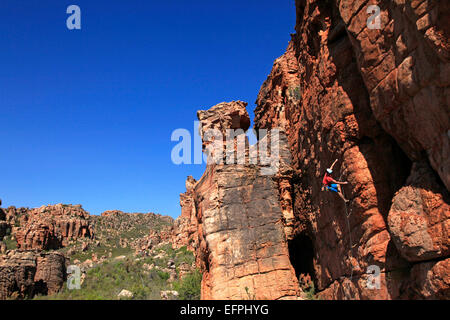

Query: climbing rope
left=340, top=182, right=353, bottom=281
left=321, top=165, right=359, bottom=299
left=339, top=172, right=358, bottom=300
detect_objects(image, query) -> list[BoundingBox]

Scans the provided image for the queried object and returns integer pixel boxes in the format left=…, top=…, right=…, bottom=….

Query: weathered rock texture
left=0, top=250, right=66, bottom=300
left=253, top=0, right=449, bottom=299
left=172, top=176, right=199, bottom=251
left=175, top=101, right=301, bottom=300
left=11, top=204, right=94, bottom=250
left=388, top=161, right=450, bottom=263
left=401, top=258, right=450, bottom=299
left=172, top=0, right=449, bottom=300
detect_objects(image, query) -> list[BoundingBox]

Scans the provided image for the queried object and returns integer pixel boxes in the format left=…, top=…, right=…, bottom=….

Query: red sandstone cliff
left=254, top=0, right=449, bottom=299
left=175, top=101, right=301, bottom=299
left=8, top=204, right=94, bottom=251
left=174, top=0, right=449, bottom=300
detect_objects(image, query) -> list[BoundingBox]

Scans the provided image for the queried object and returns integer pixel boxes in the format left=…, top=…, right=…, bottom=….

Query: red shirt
left=322, top=173, right=334, bottom=186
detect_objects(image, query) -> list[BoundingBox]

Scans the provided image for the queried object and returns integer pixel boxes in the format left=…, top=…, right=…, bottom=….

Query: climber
left=321, top=159, right=349, bottom=203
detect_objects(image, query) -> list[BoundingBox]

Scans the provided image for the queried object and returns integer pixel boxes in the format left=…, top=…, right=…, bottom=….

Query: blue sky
left=0, top=1, right=296, bottom=218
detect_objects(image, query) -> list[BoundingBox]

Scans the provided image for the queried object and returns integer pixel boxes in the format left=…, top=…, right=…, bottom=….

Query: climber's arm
left=331, top=178, right=348, bottom=185
left=329, top=159, right=338, bottom=170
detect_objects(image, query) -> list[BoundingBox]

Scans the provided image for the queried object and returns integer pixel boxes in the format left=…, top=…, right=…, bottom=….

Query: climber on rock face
left=321, top=159, right=349, bottom=203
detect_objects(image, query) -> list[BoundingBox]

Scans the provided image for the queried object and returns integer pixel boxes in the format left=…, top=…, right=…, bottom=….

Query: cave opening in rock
left=288, top=234, right=316, bottom=286
left=34, top=280, right=48, bottom=296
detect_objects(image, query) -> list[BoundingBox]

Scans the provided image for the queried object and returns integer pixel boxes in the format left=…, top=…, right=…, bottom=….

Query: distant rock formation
left=95, top=210, right=174, bottom=255
left=8, top=204, right=94, bottom=251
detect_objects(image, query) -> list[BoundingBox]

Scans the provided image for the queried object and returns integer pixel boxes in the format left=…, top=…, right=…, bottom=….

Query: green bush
left=174, top=246, right=195, bottom=266
left=304, top=283, right=317, bottom=300
left=173, top=269, right=202, bottom=300
left=3, top=235, right=17, bottom=250
left=35, top=255, right=176, bottom=300
left=156, top=270, right=170, bottom=281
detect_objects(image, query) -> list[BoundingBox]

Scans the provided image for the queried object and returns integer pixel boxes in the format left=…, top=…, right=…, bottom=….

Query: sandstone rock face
left=196, top=163, right=299, bottom=300
left=402, top=258, right=450, bottom=299
left=34, top=252, right=67, bottom=295
left=339, top=0, right=450, bottom=191
left=13, top=204, right=94, bottom=250
left=251, top=0, right=449, bottom=299
left=0, top=250, right=66, bottom=300
left=388, top=161, right=450, bottom=262
left=171, top=176, right=199, bottom=251
left=176, top=101, right=300, bottom=300
left=197, top=101, right=251, bottom=152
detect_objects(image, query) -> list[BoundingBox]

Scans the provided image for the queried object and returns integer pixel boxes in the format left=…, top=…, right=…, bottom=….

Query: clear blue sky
left=0, top=1, right=296, bottom=218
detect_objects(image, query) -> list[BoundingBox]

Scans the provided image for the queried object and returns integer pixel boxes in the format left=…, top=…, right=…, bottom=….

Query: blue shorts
left=326, top=183, right=339, bottom=193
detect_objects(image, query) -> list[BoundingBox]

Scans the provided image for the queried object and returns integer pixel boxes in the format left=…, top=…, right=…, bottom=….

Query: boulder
left=118, top=289, right=134, bottom=299
left=388, top=162, right=450, bottom=262
left=160, top=290, right=179, bottom=300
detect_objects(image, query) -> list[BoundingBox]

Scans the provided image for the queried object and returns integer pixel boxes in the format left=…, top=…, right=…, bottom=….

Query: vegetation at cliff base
left=173, top=269, right=202, bottom=300
left=34, top=245, right=201, bottom=300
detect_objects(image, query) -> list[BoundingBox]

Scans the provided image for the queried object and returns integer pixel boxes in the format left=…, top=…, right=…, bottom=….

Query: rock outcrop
left=10, top=204, right=94, bottom=251
left=135, top=228, right=173, bottom=255
left=171, top=176, right=199, bottom=251
left=0, top=250, right=66, bottom=300
left=388, top=161, right=449, bottom=263
left=91, top=210, right=174, bottom=255
left=175, top=101, right=301, bottom=300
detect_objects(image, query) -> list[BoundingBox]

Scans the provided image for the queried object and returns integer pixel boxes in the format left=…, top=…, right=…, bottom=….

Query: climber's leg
left=331, top=183, right=349, bottom=202
left=338, top=191, right=349, bottom=203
